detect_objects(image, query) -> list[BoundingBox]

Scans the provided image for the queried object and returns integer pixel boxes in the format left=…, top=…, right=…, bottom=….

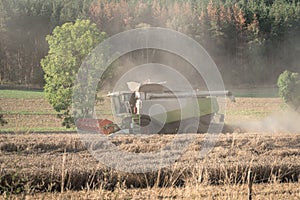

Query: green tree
left=41, top=19, right=106, bottom=127
left=277, top=70, right=300, bottom=111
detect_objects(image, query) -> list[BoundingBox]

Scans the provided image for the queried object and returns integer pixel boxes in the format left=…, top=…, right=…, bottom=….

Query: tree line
left=0, top=0, right=300, bottom=87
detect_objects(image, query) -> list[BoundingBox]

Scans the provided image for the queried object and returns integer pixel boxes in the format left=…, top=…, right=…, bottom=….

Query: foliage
left=41, top=19, right=106, bottom=128
left=0, top=0, right=93, bottom=86
left=0, top=0, right=300, bottom=86
left=89, top=0, right=300, bottom=85
left=277, top=70, right=300, bottom=110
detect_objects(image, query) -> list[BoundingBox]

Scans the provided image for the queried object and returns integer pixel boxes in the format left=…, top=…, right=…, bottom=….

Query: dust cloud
left=102, top=49, right=207, bottom=91
left=234, top=109, right=300, bottom=133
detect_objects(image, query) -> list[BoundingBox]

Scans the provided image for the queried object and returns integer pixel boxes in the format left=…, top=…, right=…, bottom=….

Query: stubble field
left=0, top=91, right=300, bottom=199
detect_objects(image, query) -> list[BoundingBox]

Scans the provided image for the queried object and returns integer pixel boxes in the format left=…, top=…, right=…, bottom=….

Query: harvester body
left=107, top=83, right=234, bottom=134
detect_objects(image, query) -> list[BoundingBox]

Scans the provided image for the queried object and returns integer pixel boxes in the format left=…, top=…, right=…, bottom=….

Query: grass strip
left=0, top=127, right=76, bottom=133
left=226, top=110, right=271, bottom=116
left=230, top=88, right=279, bottom=98
left=0, top=90, right=44, bottom=99
left=1, top=110, right=113, bottom=116
left=0, top=110, right=57, bottom=115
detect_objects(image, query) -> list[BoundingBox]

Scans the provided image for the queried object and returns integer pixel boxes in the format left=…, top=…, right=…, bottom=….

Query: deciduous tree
left=41, top=19, right=106, bottom=127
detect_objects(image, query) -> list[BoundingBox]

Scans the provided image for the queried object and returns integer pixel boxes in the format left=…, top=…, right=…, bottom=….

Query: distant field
left=0, top=90, right=71, bottom=132
left=230, top=87, right=279, bottom=98
left=0, top=90, right=111, bottom=132
left=0, top=89, right=283, bottom=133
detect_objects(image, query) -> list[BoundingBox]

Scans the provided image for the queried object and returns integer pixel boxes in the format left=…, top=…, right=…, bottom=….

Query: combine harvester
left=77, top=82, right=235, bottom=135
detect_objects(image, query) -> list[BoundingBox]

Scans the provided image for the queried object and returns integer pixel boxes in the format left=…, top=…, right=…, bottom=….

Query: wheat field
left=0, top=97, right=300, bottom=199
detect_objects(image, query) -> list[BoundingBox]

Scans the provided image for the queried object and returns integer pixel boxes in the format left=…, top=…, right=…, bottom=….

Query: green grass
left=226, top=110, right=270, bottom=117
left=0, top=127, right=76, bottom=133
left=0, top=90, right=44, bottom=99
left=0, top=111, right=57, bottom=115
left=230, top=87, right=279, bottom=98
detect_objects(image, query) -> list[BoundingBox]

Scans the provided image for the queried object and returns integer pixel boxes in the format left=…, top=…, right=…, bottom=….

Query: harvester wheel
left=140, top=116, right=163, bottom=134
left=198, top=114, right=213, bottom=133
left=178, top=118, right=200, bottom=134
left=178, top=115, right=213, bottom=133
left=198, top=121, right=210, bottom=133
left=182, top=123, right=199, bottom=133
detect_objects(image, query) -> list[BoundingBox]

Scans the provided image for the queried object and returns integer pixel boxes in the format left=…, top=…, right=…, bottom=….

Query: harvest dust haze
left=233, top=108, right=300, bottom=133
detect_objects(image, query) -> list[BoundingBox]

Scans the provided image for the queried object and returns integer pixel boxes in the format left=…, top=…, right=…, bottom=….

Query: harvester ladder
left=131, top=114, right=141, bottom=134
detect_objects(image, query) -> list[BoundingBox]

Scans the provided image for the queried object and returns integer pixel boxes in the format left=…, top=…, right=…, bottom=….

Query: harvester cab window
left=124, top=101, right=132, bottom=113
left=112, top=96, right=123, bottom=114
left=129, top=93, right=137, bottom=114
left=112, top=93, right=135, bottom=115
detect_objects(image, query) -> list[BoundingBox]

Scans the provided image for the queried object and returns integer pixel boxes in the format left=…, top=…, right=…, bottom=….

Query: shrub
left=277, top=70, right=300, bottom=111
